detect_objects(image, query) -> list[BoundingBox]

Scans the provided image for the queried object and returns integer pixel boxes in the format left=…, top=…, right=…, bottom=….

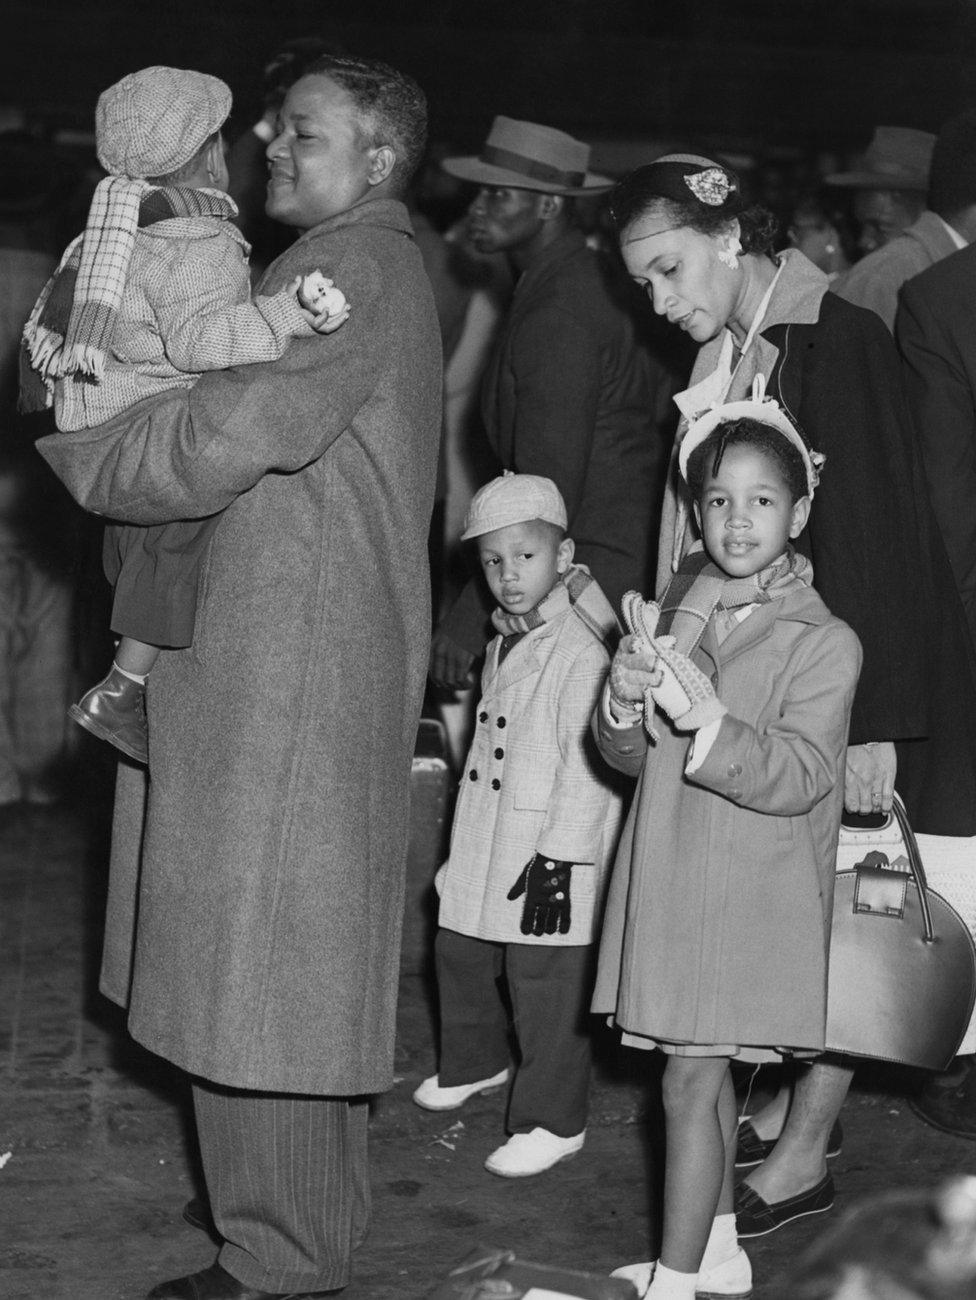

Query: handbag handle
left=851, top=792, right=935, bottom=943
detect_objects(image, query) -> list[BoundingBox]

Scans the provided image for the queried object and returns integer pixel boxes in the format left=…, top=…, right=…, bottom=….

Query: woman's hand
left=609, top=634, right=660, bottom=708
left=844, top=741, right=897, bottom=815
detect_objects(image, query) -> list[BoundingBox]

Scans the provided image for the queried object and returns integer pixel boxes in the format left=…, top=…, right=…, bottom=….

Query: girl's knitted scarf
left=656, top=542, right=813, bottom=656
left=21, top=177, right=237, bottom=409
left=490, top=563, right=620, bottom=651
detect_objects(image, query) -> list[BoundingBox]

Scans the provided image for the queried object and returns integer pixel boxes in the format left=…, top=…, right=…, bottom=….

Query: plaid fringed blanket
left=22, top=179, right=237, bottom=404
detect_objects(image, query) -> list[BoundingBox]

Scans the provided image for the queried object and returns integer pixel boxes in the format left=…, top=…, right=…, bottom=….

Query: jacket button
left=621, top=745, right=634, bottom=754
left=711, top=672, right=718, bottom=685
left=494, top=747, right=504, bottom=760
left=491, top=778, right=501, bottom=791
left=469, top=769, right=478, bottom=781
left=497, top=716, right=506, bottom=728
left=727, top=763, right=742, bottom=777
left=729, top=787, right=742, bottom=799
left=479, top=711, right=488, bottom=723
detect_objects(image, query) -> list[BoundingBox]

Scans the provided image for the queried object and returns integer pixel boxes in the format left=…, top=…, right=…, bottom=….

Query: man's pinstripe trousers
left=192, top=1082, right=370, bottom=1293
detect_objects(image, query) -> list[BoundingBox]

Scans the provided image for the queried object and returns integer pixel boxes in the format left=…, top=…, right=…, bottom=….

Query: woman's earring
left=717, top=235, right=742, bottom=270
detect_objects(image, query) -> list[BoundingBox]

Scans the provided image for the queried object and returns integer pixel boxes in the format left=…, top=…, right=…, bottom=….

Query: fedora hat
left=442, top=116, right=611, bottom=195
left=826, top=125, right=934, bottom=192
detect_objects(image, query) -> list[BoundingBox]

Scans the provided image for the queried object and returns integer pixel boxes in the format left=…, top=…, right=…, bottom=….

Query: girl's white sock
left=646, top=1262, right=697, bottom=1300
left=700, top=1212, right=739, bottom=1270
left=114, top=662, right=148, bottom=685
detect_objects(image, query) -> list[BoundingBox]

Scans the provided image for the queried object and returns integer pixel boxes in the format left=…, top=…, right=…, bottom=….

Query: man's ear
left=366, top=145, right=397, bottom=188
left=556, top=536, right=575, bottom=572
left=692, top=499, right=703, bottom=532
left=537, top=192, right=565, bottom=222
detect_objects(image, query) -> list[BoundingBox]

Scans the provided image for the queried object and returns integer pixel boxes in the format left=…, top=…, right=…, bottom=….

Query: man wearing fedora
left=430, top=116, right=668, bottom=689
left=829, top=120, right=976, bottom=331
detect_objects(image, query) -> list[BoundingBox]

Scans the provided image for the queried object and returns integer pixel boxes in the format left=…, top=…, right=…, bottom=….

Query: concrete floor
left=3, top=777, right=976, bottom=1300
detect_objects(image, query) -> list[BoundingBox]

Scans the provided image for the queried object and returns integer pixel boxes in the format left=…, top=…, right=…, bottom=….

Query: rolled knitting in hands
left=648, top=635, right=728, bottom=732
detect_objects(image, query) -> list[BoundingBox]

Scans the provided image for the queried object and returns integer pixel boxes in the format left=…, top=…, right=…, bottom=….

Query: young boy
left=595, top=387, right=862, bottom=1300
left=21, top=65, right=348, bottom=763
left=414, top=472, right=624, bottom=1178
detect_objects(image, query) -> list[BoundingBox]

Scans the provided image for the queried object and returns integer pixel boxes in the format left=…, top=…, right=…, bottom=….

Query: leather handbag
left=826, top=793, right=976, bottom=1070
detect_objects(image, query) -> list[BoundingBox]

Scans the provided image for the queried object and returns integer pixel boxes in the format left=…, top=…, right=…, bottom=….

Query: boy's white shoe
left=484, top=1127, right=585, bottom=1177
left=412, top=1068, right=509, bottom=1111
left=610, top=1249, right=752, bottom=1299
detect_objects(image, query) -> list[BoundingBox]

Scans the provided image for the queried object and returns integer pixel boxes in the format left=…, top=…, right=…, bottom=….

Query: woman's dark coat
left=658, top=250, right=976, bottom=835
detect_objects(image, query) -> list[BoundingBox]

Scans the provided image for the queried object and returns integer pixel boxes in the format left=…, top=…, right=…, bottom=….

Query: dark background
left=4, top=0, right=974, bottom=163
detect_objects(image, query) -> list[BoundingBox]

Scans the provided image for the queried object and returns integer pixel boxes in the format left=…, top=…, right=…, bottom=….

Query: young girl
left=592, top=386, right=862, bottom=1300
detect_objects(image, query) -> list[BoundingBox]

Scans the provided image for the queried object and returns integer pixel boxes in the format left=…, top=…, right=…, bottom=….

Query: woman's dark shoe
left=738, top=1112, right=842, bottom=1175
left=735, top=1172, right=835, bottom=1238
left=734, top=1117, right=843, bottom=1168
left=69, top=665, right=148, bottom=763
left=910, top=1056, right=976, bottom=1139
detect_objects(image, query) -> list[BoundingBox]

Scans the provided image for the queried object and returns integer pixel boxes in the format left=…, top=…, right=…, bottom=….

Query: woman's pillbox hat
left=461, top=472, right=568, bottom=540
left=614, top=152, right=744, bottom=219
left=679, top=375, right=825, bottom=499
left=96, top=66, right=232, bottom=179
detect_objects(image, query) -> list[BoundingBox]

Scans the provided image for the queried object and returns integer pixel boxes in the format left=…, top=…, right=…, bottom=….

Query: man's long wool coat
left=38, top=199, right=442, bottom=1093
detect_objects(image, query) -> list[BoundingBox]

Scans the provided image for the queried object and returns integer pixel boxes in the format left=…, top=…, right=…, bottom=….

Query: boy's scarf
left=21, top=177, right=238, bottom=402
left=490, top=563, right=620, bottom=651
left=656, top=542, right=813, bottom=656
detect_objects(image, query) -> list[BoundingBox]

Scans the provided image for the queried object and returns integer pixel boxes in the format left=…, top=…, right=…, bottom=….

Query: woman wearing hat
left=608, top=155, right=976, bottom=1245
left=431, top=117, right=669, bottom=689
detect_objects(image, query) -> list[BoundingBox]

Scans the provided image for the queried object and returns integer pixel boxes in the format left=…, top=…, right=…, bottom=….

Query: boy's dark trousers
left=435, top=927, right=595, bottom=1138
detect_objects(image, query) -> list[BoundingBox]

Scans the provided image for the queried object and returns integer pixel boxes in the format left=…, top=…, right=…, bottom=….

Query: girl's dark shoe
left=69, top=665, right=148, bottom=764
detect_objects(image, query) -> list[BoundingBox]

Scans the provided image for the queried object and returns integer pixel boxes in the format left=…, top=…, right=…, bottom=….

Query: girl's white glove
left=609, top=635, right=658, bottom=714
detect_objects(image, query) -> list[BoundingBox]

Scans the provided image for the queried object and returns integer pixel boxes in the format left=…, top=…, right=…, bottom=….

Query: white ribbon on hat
left=678, top=374, right=825, bottom=498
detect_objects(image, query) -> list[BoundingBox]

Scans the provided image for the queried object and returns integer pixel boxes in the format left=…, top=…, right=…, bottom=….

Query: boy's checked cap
left=461, top=471, right=568, bottom=541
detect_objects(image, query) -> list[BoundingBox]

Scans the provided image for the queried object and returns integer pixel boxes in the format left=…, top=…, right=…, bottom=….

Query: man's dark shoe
left=69, top=665, right=148, bottom=763
left=910, top=1056, right=976, bottom=1139
left=735, top=1172, right=835, bottom=1238
left=183, top=1195, right=217, bottom=1236
left=146, top=1260, right=341, bottom=1299
left=734, top=1117, right=843, bottom=1168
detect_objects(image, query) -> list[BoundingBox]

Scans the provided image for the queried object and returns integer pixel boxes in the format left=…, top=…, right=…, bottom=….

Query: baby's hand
left=294, top=272, right=351, bottom=335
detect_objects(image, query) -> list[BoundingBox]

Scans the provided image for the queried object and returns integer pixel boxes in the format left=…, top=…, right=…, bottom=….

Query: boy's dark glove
left=507, top=854, right=574, bottom=936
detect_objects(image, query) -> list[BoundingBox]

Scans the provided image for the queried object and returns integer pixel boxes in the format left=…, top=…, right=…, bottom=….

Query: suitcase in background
left=426, top=1246, right=638, bottom=1300
left=402, top=717, right=454, bottom=974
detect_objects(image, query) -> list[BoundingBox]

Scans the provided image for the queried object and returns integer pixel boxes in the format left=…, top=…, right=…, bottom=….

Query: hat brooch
left=684, top=167, right=736, bottom=206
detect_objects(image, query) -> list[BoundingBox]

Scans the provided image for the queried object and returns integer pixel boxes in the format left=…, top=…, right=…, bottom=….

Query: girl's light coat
left=593, top=586, right=861, bottom=1051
